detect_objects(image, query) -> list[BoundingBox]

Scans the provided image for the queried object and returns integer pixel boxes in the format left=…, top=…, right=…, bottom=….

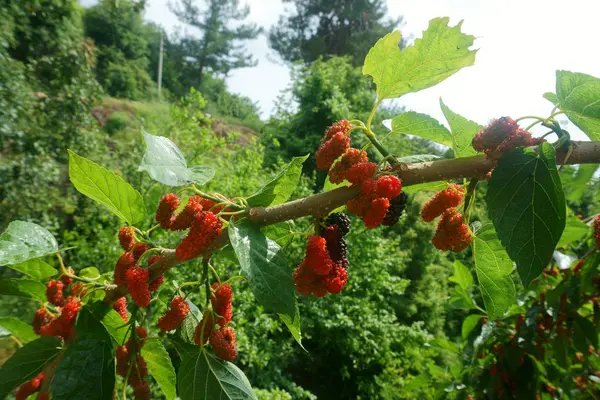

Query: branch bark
left=104, top=140, right=600, bottom=303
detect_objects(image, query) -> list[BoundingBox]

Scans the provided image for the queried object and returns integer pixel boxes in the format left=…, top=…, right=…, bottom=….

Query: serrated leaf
left=555, top=70, right=600, bottom=140
left=178, top=349, right=257, bottom=400
left=247, top=155, right=309, bottom=207
left=0, top=278, right=46, bottom=301
left=543, top=92, right=559, bottom=105
left=403, top=181, right=448, bottom=194
left=228, top=220, right=296, bottom=318
left=566, top=164, right=598, bottom=202
left=0, top=221, right=58, bottom=266
left=51, top=337, right=115, bottom=400
left=449, top=260, right=473, bottom=290
left=396, top=154, right=443, bottom=163
left=472, top=225, right=516, bottom=319
left=440, top=99, right=482, bottom=158
left=6, top=258, right=58, bottom=281
left=0, top=317, right=37, bottom=343
left=0, top=337, right=62, bottom=398
left=68, top=150, right=145, bottom=225
left=138, top=130, right=215, bottom=186
left=142, top=339, right=177, bottom=400
left=363, top=18, right=476, bottom=100
left=461, top=314, right=482, bottom=340
left=261, top=221, right=297, bottom=248
left=178, top=299, right=202, bottom=344
left=391, top=112, right=452, bottom=147
left=79, top=302, right=129, bottom=345
left=278, top=302, right=304, bottom=349
left=487, top=143, right=566, bottom=287
left=557, top=209, right=589, bottom=248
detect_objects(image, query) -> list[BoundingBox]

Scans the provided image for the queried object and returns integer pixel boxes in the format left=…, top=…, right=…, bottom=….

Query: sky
left=82, top=0, right=600, bottom=140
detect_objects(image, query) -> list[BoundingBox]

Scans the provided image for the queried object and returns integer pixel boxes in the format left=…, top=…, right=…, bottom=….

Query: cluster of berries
left=421, top=184, right=471, bottom=252
left=316, top=121, right=406, bottom=228
left=116, top=326, right=150, bottom=400
left=293, top=213, right=351, bottom=297
left=15, top=372, right=46, bottom=400
left=194, top=283, right=237, bottom=361
left=155, top=194, right=224, bottom=261
left=472, top=117, right=544, bottom=157
left=158, top=296, right=190, bottom=332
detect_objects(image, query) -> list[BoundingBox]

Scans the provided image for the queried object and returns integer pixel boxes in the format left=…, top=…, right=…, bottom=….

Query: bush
left=104, top=111, right=131, bottom=134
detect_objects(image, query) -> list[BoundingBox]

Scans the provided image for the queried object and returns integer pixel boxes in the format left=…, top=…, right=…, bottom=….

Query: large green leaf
left=0, top=221, right=58, bottom=266
left=0, top=337, right=62, bottom=398
left=0, top=278, right=46, bottom=301
left=487, top=143, right=566, bottom=287
left=0, top=317, right=37, bottom=343
left=68, top=150, right=145, bottom=225
left=79, top=302, right=129, bottom=345
left=138, top=130, right=214, bottom=186
left=363, top=17, right=476, bottom=100
left=228, top=220, right=296, bottom=318
left=472, top=225, right=516, bottom=319
left=566, top=164, right=598, bottom=202
left=391, top=112, right=452, bottom=147
left=440, top=99, right=482, bottom=158
left=449, top=260, right=473, bottom=291
left=555, top=70, right=600, bottom=140
left=278, top=302, right=304, bottom=348
left=142, top=339, right=177, bottom=400
left=557, top=209, right=589, bottom=248
left=177, top=298, right=202, bottom=345
left=178, top=349, right=257, bottom=400
left=5, top=258, right=58, bottom=281
left=51, top=337, right=115, bottom=400
left=461, top=314, right=482, bottom=340
left=247, top=155, right=309, bottom=207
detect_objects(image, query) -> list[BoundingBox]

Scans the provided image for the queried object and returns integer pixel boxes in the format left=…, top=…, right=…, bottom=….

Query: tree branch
left=104, top=140, right=600, bottom=303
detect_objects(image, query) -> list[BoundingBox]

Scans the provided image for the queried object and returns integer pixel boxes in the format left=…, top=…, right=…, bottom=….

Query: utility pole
left=157, top=33, right=164, bottom=98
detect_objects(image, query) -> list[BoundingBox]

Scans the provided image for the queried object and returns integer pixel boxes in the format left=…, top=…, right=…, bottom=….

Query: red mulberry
left=176, top=211, right=223, bottom=261
left=362, top=197, right=390, bottom=229
left=472, top=117, right=543, bottom=156
left=40, top=296, right=81, bottom=339
left=344, top=161, right=377, bottom=185
left=46, top=280, right=65, bottom=306
left=132, top=243, right=148, bottom=262
left=158, top=296, right=190, bottom=332
left=125, top=266, right=151, bottom=308
left=59, top=267, right=74, bottom=287
left=595, top=215, right=600, bottom=249
left=119, top=226, right=135, bottom=251
left=70, top=282, right=87, bottom=297
left=432, top=209, right=472, bottom=252
left=304, top=236, right=335, bottom=275
left=316, top=132, right=351, bottom=171
left=128, top=355, right=148, bottom=387
left=211, top=283, right=233, bottom=326
left=114, top=252, right=135, bottom=286
left=170, top=195, right=204, bottom=230
left=33, top=308, right=50, bottom=335
left=132, top=380, right=150, bottom=400
left=209, top=327, right=237, bottom=361
left=328, top=148, right=368, bottom=184
left=15, top=372, right=44, bottom=400
left=113, top=297, right=128, bottom=322
left=195, top=311, right=216, bottom=345
left=325, top=265, right=349, bottom=294
left=156, top=194, right=180, bottom=229
left=116, top=345, right=129, bottom=376
left=421, top=184, right=465, bottom=222
left=376, top=175, right=402, bottom=199
left=325, top=120, right=352, bottom=141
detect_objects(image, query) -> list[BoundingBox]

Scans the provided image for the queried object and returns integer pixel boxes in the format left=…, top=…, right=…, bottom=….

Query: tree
left=169, top=0, right=262, bottom=86
left=269, top=0, right=403, bottom=65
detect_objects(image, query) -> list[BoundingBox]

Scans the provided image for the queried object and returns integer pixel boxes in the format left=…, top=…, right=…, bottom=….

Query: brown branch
left=104, top=140, right=600, bottom=303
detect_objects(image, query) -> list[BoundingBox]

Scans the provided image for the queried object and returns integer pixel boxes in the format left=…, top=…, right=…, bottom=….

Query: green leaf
left=6, top=258, right=57, bottom=281
left=403, top=181, right=448, bottom=194
left=0, top=337, right=62, bottom=398
left=138, top=130, right=215, bottom=186
left=461, top=314, right=482, bottom=340
left=557, top=209, right=589, bottom=248
left=440, top=99, right=482, bottom=158
left=0, top=221, right=58, bottom=266
left=79, top=302, right=129, bottom=345
left=68, top=150, right=145, bottom=225
left=142, top=339, right=177, bottom=400
left=391, top=112, right=452, bottom=147
left=574, top=314, right=598, bottom=348
left=228, top=219, right=296, bottom=318
left=566, top=164, right=598, bottom=202
left=543, top=92, right=559, bottom=105
left=396, top=154, right=443, bottom=163
left=555, top=70, right=600, bottom=140
left=79, top=267, right=101, bottom=279
left=449, top=260, right=473, bottom=290
left=261, top=221, right=297, bottom=248
left=178, top=299, right=202, bottom=345
left=178, top=349, right=257, bottom=400
left=0, top=278, right=46, bottom=301
left=278, top=303, right=304, bottom=349
left=247, top=155, right=309, bottom=207
left=51, top=337, right=115, bottom=400
left=363, top=18, right=476, bottom=100
left=472, top=225, right=516, bottom=319
left=553, top=335, right=570, bottom=368
left=0, top=317, right=37, bottom=343
left=487, top=143, right=566, bottom=287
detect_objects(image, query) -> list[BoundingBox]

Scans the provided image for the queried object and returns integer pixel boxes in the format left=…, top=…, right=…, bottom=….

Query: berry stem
left=55, top=253, right=104, bottom=286
left=203, top=258, right=211, bottom=307
left=462, top=179, right=479, bottom=225
left=209, top=264, right=221, bottom=283
left=192, top=188, right=245, bottom=210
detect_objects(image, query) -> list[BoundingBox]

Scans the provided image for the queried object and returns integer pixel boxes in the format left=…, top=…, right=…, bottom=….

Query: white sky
left=84, top=0, right=600, bottom=140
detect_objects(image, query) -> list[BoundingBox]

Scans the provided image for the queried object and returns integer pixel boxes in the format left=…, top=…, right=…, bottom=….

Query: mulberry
left=40, top=296, right=81, bottom=339
left=383, top=192, right=408, bottom=226
left=132, top=243, right=148, bottom=262
left=325, top=265, right=349, bottom=294
left=362, top=197, right=390, bottom=229
left=119, top=226, right=135, bottom=251
left=158, top=296, right=190, bottom=332
left=176, top=211, right=223, bottom=261
left=328, top=148, right=368, bottom=184
left=156, top=194, right=180, bottom=229
left=113, top=297, right=128, bottom=322
left=132, top=380, right=150, bottom=400
left=71, top=282, right=87, bottom=297
left=322, top=225, right=348, bottom=269
left=125, top=266, right=151, bottom=308
left=293, top=261, right=327, bottom=297
left=421, top=184, right=464, bottom=222
left=60, top=267, right=74, bottom=287
left=15, top=372, right=44, bottom=400
left=128, top=355, right=148, bottom=387
left=304, top=236, right=335, bottom=275
left=33, top=308, right=49, bottom=335
left=472, top=117, right=543, bottom=156
left=325, top=120, right=352, bottom=141
left=170, top=196, right=203, bottom=230
left=114, top=252, right=135, bottom=286
left=344, top=162, right=377, bottom=185
left=432, top=209, right=472, bottom=252
left=595, top=215, right=600, bottom=249
left=211, top=283, right=233, bottom=326
left=209, top=327, right=237, bottom=361
left=195, top=311, right=216, bottom=345
left=376, top=175, right=402, bottom=199
left=325, top=212, right=351, bottom=236
left=46, top=280, right=65, bottom=306
left=316, top=132, right=351, bottom=171
left=116, top=345, right=129, bottom=376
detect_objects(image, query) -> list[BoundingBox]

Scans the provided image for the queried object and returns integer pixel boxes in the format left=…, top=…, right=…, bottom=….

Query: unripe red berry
left=324, top=120, right=352, bottom=141
left=325, top=265, right=349, bottom=294
left=70, top=282, right=87, bottom=297
left=132, top=243, right=148, bottom=262
left=114, top=252, right=135, bottom=286
left=209, top=327, right=237, bottom=361
left=33, top=308, right=50, bottom=335
left=132, top=379, right=150, bottom=400
left=362, top=197, right=390, bottom=229
left=316, top=132, right=351, bottom=171
left=210, top=283, right=233, bottom=326
left=40, top=296, right=81, bottom=339
left=59, top=267, right=74, bottom=287
left=46, top=279, right=65, bottom=306
left=113, top=296, right=128, bottom=322
left=125, top=266, right=151, bottom=308
left=431, top=208, right=472, bottom=252
left=421, top=184, right=464, bottom=222
left=15, top=372, right=44, bottom=400
left=119, top=226, right=135, bottom=251
left=156, top=194, right=180, bottom=229
left=176, top=212, right=223, bottom=261
left=328, top=148, right=368, bottom=184
left=344, top=162, right=377, bottom=185
left=472, top=117, right=543, bottom=156
left=158, top=296, right=190, bottom=332
left=376, top=175, right=402, bottom=199
left=116, top=345, right=129, bottom=376
left=147, top=256, right=164, bottom=292
left=304, top=236, right=335, bottom=275
left=170, top=195, right=204, bottom=230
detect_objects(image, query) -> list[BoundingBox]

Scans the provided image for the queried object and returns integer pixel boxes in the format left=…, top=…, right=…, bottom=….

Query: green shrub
left=104, top=111, right=131, bottom=134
